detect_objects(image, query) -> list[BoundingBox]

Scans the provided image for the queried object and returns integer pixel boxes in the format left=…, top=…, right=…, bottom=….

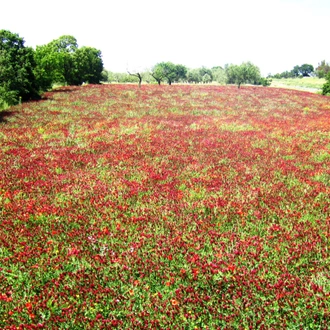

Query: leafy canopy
left=225, top=62, right=261, bottom=88
left=151, top=62, right=187, bottom=85
left=0, top=29, right=39, bottom=107
left=34, top=35, right=103, bottom=89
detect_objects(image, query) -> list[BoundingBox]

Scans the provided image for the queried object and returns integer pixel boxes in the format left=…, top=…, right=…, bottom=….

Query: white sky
left=2, top=0, right=330, bottom=76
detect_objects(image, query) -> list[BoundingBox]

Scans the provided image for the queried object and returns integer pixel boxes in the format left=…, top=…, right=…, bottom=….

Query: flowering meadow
left=0, top=84, right=329, bottom=329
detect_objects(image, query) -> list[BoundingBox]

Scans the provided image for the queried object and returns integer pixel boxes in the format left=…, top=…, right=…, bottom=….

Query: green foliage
left=73, top=47, right=103, bottom=85
left=150, top=64, right=164, bottom=85
left=291, top=65, right=301, bottom=78
left=211, top=66, right=227, bottom=84
left=151, top=62, right=187, bottom=85
left=0, top=29, right=39, bottom=107
left=106, top=72, right=140, bottom=84
left=101, top=69, right=109, bottom=82
left=259, top=77, right=272, bottom=86
left=175, top=64, right=188, bottom=83
left=34, top=35, right=103, bottom=89
left=186, top=67, right=226, bottom=84
left=299, top=64, right=314, bottom=77
left=186, top=68, right=201, bottom=83
left=321, top=72, right=330, bottom=96
left=34, top=36, right=78, bottom=90
left=225, top=62, right=261, bottom=88
left=316, top=60, right=330, bottom=78
left=199, top=67, right=213, bottom=82
left=186, top=67, right=212, bottom=84
left=271, top=77, right=326, bottom=92
left=202, top=73, right=212, bottom=83
left=272, top=64, right=315, bottom=79
left=157, top=62, right=175, bottom=85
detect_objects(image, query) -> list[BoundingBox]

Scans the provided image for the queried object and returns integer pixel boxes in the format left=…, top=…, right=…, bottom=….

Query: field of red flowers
left=0, top=84, right=329, bottom=329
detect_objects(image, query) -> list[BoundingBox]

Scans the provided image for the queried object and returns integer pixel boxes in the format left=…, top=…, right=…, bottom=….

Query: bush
left=259, top=77, right=272, bottom=87
left=321, top=73, right=330, bottom=96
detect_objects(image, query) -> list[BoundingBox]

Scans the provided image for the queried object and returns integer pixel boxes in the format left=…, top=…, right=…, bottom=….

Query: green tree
left=73, top=47, right=103, bottom=85
left=151, top=62, right=187, bottom=85
left=291, top=65, right=301, bottom=78
left=101, top=69, right=110, bottom=82
left=186, top=68, right=201, bottom=83
left=225, top=62, right=261, bottom=88
left=150, top=64, right=164, bottom=85
left=211, top=66, right=227, bottom=84
left=299, top=64, right=314, bottom=77
left=199, top=67, right=213, bottom=82
left=34, top=44, right=63, bottom=90
left=0, top=29, right=39, bottom=108
left=34, top=35, right=103, bottom=88
left=202, top=73, right=212, bottom=83
left=175, top=64, right=188, bottom=83
left=316, top=60, right=330, bottom=78
left=34, top=35, right=78, bottom=89
left=321, top=72, right=330, bottom=96
left=160, top=62, right=177, bottom=85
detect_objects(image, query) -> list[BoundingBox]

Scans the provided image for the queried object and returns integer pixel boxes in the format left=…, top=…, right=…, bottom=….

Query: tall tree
left=35, top=36, right=103, bottom=88
left=34, top=36, right=78, bottom=89
left=49, top=35, right=78, bottom=85
left=73, top=47, right=103, bottom=85
left=0, top=29, right=39, bottom=107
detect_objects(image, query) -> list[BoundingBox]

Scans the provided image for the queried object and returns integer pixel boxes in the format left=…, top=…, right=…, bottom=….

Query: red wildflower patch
left=0, top=84, right=329, bottom=328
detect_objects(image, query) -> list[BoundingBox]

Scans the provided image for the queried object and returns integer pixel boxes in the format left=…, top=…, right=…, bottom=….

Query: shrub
left=321, top=72, right=330, bottom=96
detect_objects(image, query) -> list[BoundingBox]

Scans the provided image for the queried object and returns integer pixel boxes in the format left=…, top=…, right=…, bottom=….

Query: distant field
left=0, top=84, right=329, bottom=328
left=271, top=77, right=326, bottom=92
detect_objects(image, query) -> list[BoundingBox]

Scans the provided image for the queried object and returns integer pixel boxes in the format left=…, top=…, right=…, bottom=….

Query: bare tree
left=127, top=71, right=142, bottom=88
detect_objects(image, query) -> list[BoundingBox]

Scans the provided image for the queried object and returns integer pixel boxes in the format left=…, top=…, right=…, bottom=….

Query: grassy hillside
left=0, top=84, right=330, bottom=328
left=271, top=77, right=326, bottom=92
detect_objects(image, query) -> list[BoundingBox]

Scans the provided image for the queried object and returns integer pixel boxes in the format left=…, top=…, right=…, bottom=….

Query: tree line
left=268, top=62, right=330, bottom=95
left=269, top=62, right=330, bottom=79
left=1, top=29, right=330, bottom=109
left=0, top=30, right=104, bottom=108
left=105, top=62, right=272, bottom=88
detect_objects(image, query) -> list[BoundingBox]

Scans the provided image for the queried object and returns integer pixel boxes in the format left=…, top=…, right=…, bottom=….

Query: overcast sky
left=2, top=0, right=330, bottom=76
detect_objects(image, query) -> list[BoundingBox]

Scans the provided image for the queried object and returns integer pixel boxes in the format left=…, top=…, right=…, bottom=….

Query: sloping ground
left=0, top=84, right=329, bottom=328
left=271, top=77, right=326, bottom=93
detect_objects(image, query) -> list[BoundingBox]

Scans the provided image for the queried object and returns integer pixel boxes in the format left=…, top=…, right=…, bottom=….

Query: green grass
left=271, top=77, right=326, bottom=92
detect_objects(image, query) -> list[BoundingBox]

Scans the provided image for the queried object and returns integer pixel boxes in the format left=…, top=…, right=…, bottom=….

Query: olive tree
left=151, top=62, right=187, bottom=85
left=225, top=62, right=261, bottom=88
